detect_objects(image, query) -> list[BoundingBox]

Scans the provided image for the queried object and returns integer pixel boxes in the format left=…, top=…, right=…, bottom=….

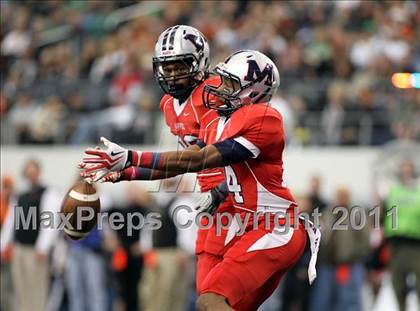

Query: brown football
left=61, top=181, right=100, bottom=240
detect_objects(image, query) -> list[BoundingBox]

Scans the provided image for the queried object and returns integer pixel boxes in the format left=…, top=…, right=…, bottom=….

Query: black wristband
left=125, top=150, right=133, bottom=168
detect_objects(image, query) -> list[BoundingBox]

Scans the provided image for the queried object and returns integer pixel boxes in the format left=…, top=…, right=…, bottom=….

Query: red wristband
left=121, top=167, right=139, bottom=181
left=130, top=151, right=142, bottom=166
left=140, top=152, right=163, bottom=169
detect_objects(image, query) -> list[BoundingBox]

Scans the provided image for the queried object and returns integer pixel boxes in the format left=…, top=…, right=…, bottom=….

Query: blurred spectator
left=80, top=38, right=100, bottom=76
left=321, top=83, right=346, bottom=145
left=389, top=89, right=420, bottom=130
left=89, top=35, right=126, bottom=83
left=364, top=226, right=390, bottom=308
left=343, top=85, right=392, bottom=145
left=170, top=179, right=200, bottom=311
left=63, top=92, right=88, bottom=142
left=130, top=92, right=154, bottom=144
left=105, top=184, right=150, bottom=311
left=270, top=92, right=296, bottom=143
left=65, top=227, right=107, bottom=311
left=374, top=122, right=419, bottom=201
left=0, top=159, right=61, bottom=311
left=0, top=175, right=16, bottom=311
left=0, top=175, right=15, bottom=238
left=0, top=95, right=6, bottom=117
left=108, top=53, right=143, bottom=106
left=386, top=122, right=419, bottom=154
left=308, top=175, right=327, bottom=212
left=6, top=48, right=37, bottom=91
left=30, top=95, right=67, bottom=144
left=7, top=93, right=36, bottom=144
left=280, top=195, right=313, bottom=311
left=1, top=7, right=31, bottom=57
left=310, top=187, right=370, bottom=311
left=140, top=177, right=196, bottom=311
left=48, top=235, right=68, bottom=311
left=382, top=159, right=420, bottom=311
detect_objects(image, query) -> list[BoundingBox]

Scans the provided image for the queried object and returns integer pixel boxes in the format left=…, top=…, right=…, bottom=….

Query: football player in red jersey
left=152, top=25, right=237, bottom=290
left=80, top=50, right=320, bottom=311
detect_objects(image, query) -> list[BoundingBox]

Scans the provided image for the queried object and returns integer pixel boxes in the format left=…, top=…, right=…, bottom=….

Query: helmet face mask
left=153, top=54, right=202, bottom=99
left=203, top=69, right=244, bottom=116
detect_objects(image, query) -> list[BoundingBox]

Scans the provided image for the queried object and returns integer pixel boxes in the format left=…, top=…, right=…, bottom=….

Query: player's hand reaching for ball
left=80, top=164, right=141, bottom=184
left=79, top=163, right=122, bottom=183
left=79, top=137, right=131, bottom=181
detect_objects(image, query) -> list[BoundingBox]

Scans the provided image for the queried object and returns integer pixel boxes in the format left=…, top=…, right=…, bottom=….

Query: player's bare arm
left=79, top=135, right=252, bottom=181
left=78, top=138, right=223, bottom=178
left=140, top=144, right=224, bottom=172
left=126, top=143, right=202, bottom=179
left=80, top=144, right=202, bottom=182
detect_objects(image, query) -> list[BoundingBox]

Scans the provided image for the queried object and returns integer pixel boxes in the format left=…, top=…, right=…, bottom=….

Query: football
left=61, top=180, right=100, bottom=240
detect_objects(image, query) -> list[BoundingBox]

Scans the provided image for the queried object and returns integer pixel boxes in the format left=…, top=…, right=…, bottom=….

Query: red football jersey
left=159, top=76, right=224, bottom=191
left=200, top=103, right=296, bottom=216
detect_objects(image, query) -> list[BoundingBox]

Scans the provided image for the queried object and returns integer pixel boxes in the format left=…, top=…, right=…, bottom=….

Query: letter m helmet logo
left=244, top=60, right=274, bottom=86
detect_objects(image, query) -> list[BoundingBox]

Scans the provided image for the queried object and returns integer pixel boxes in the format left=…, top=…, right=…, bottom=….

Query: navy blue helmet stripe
left=168, top=25, right=179, bottom=50
left=161, top=28, right=172, bottom=51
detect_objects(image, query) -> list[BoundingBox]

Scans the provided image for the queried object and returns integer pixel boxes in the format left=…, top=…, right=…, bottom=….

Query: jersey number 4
left=225, top=166, right=244, bottom=204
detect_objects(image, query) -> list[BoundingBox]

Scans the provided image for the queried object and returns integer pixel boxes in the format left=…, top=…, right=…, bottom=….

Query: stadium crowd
left=1, top=0, right=419, bottom=145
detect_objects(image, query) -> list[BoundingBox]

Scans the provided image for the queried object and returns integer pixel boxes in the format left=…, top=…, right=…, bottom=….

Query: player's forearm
left=128, top=145, right=223, bottom=173
left=130, top=150, right=205, bottom=172
left=120, top=167, right=183, bottom=181
left=118, top=145, right=206, bottom=181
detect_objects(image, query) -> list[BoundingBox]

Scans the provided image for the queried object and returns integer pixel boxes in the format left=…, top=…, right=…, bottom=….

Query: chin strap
left=216, top=109, right=235, bottom=118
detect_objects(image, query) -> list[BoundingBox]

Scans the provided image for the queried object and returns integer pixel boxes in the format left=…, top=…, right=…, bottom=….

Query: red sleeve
left=228, top=105, right=284, bottom=158
left=198, top=113, right=208, bottom=141
left=198, top=110, right=218, bottom=142
left=194, top=76, right=221, bottom=141
left=159, top=94, right=173, bottom=128
left=159, top=94, right=172, bottom=112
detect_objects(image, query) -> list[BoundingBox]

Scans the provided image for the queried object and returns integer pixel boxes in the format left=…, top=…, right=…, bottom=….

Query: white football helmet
left=153, top=25, right=210, bottom=99
left=203, top=50, right=280, bottom=115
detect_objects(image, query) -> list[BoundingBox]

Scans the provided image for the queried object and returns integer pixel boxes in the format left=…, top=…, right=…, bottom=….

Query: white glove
left=97, top=171, right=122, bottom=183
left=193, top=192, right=215, bottom=214
left=79, top=163, right=120, bottom=183
left=80, top=137, right=130, bottom=179
left=192, top=188, right=226, bottom=215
